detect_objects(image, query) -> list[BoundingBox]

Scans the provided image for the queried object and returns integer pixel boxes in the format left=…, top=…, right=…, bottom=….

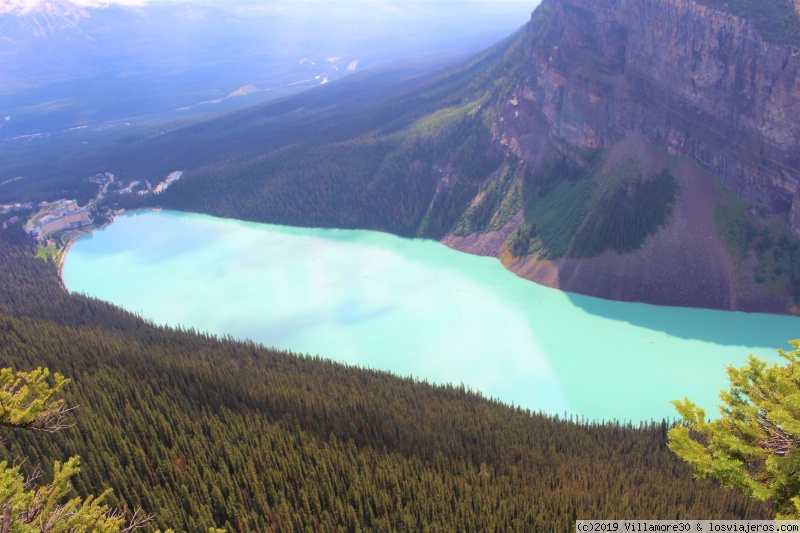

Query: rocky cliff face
left=509, top=0, right=799, bottom=220
left=445, top=0, right=800, bottom=313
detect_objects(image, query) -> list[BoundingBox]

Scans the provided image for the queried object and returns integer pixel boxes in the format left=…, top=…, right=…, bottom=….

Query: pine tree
left=0, top=367, right=151, bottom=531
left=669, top=340, right=800, bottom=518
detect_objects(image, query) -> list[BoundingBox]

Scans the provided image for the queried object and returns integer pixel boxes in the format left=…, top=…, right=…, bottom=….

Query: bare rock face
left=463, top=0, right=800, bottom=313
left=509, top=0, right=800, bottom=222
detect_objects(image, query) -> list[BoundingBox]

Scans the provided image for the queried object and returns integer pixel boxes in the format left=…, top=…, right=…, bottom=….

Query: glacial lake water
left=62, top=209, right=800, bottom=422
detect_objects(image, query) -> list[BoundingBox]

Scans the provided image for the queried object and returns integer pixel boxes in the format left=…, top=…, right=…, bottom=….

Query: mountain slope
left=97, top=31, right=528, bottom=237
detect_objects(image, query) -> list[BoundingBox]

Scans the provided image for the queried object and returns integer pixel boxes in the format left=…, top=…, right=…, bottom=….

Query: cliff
left=446, top=0, right=800, bottom=313
left=522, top=0, right=799, bottom=216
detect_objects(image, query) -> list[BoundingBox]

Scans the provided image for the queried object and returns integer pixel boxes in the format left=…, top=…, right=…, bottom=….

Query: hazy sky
left=0, top=0, right=144, bottom=14
left=1, top=0, right=539, bottom=22
left=2, top=0, right=535, bottom=5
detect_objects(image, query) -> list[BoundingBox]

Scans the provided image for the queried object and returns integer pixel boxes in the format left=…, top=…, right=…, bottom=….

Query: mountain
left=0, top=2, right=792, bottom=528
left=484, top=0, right=800, bottom=314
left=0, top=0, right=93, bottom=38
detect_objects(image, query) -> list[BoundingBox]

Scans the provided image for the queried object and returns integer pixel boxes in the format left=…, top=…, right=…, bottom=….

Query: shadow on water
left=563, top=290, right=800, bottom=350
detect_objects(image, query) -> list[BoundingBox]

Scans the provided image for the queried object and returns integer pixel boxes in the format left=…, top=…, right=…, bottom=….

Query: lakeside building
left=35, top=208, right=91, bottom=240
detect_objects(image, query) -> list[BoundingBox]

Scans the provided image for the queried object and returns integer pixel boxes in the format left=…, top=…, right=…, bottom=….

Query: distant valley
left=0, top=0, right=532, bottom=139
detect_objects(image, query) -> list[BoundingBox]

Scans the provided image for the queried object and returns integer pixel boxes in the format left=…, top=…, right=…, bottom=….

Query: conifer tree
left=0, top=367, right=150, bottom=531
left=669, top=340, right=800, bottom=518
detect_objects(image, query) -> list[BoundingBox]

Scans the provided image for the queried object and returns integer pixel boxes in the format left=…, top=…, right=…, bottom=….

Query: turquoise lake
left=62, top=209, right=800, bottom=422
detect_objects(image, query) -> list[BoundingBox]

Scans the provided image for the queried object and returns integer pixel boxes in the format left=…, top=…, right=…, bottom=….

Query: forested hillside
left=1, top=27, right=529, bottom=239
left=0, top=225, right=769, bottom=530
left=100, top=32, right=526, bottom=240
